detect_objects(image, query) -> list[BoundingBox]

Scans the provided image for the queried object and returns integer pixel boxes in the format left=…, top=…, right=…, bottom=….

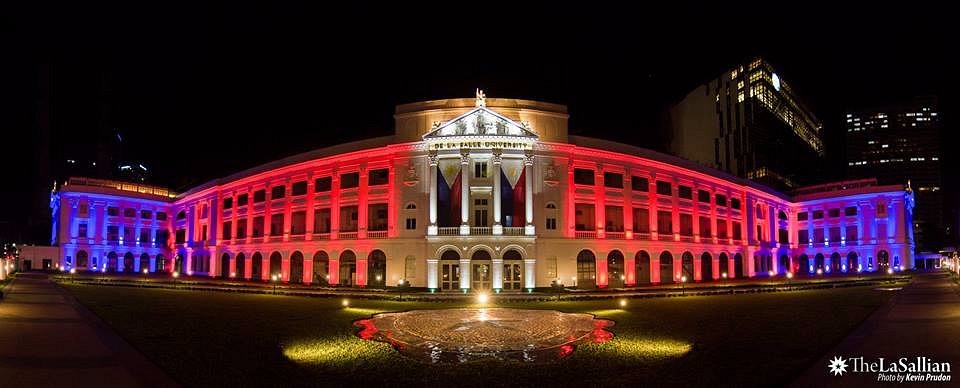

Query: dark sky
left=1, top=2, right=954, bottom=243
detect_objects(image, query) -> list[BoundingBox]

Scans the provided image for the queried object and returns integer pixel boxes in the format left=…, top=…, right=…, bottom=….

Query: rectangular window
left=829, top=227, right=841, bottom=242
left=314, top=208, right=331, bottom=234
left=603, top=172, right=623, bottom=188
left=798, top=229, right=810, bottom=244
left=175, top=229, right=186, bottom=244
left=812, top=210, right=824, bottom=219
left=223, top=197, right=233, bottom=210
left=633, top=208, right=650, bottom=232
left=107, top=226, right=120, bottom=241
left=124, top=226, right=134, bottom=241
left=730, top=198, right=741, bottom=209
left=474, top=162, right=488, bottom=179
left=271, top=185, right=286, bottom=200
left=797, top=212, right=808, bottom=221
left=107, top=206, right=119, bottom=216
left=845, top=225, right=857, bottom=242
left=124, top=208, right=136, bottom=218
left=292, top=181, right=308, bottom=196
left=369, top=168, right=389, bottom=185
left=679, top=214, right=693, bottom=236
left=656, top=181, right=672, bottom=196
left=253, top=190, right=266, bottom=203
left=698, top=216, right=712, bottom=237
left=631, top=176, right=649, bottom=192
left=340, top=172, right=360, bottom=189
left=156, top=229, right=168, bottom=245
left=573, top=168, right=595, bottom=185
left=315, top=177, right=332, bottom=192
left=716, top=194, right=727, bottom=207
left=222, top=221, right=232, bottom=240
left=546, top=218, right=557, bottom=230
left=698, top=190, right=710, bottom=203
left=604, top=206, right=624, bottom=232
left=778, top=229, right=788, bottom=244
left=139, top=229, right=150, bottom=243
left=156, top=212, right=167, bottom=221
left=252, top=216, right=264, bottom=237
left=140, top=210, right=152, bottom=219
left=406, top=218, right=417, bottom=230
left=270, top=214, right=283, bottom=236
left=678, top=185, right=692, bottom=199
left=368, top=204, right=388, bottom=231
left=756, top=225, right=764, bottom=242
left=290, top=211, right=306, bottom=235
left=828, top=208, right=840, bottom=218
left=236, top=219, right=247, bottom=239
left=340, top=205, right=359, bottom=232
left=657, top=210, right=673, bottom=234
left=574, top=203, right=596, bottom=231
left=814, top=228, right=825, bottom=243
left=717, top=221, right=728, bottom=239
left=78, top=223, right=88, bottom=238
left=845, top=206, right=858, bottom=216
left=200, top=225, right=207, bottom=241
left=474, top=209, right=489, bottom=227
left=732, top=222, right=742, bottom=240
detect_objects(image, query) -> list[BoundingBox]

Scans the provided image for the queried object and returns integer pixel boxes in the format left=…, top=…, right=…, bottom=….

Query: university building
left=50, top=93, right=915, bottom=291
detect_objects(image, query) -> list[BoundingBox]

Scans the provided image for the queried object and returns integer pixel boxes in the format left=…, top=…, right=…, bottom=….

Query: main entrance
left=440, top=250, right=460, bottom=291
left=471, top=250, right=492, bottom=291
left=502, top=250, right=523, bottom=291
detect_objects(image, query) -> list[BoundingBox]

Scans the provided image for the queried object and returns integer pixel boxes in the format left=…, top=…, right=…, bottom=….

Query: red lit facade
left=52, top=95, right=915, bottom=290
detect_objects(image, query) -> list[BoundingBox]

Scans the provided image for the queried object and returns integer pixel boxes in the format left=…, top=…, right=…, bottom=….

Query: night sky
left=1, top=2, right=955, bottom=243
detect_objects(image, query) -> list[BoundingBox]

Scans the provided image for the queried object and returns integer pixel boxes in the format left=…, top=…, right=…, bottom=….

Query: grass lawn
left=62, top=283, right=898, bottom=387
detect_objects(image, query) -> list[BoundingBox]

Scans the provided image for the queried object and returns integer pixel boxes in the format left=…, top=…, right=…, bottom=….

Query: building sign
left=429, top=140, right=533, bottom=150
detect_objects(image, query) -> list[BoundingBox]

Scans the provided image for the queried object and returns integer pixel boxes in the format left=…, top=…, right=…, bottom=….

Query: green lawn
left=63, top=284, right=897, bottom=387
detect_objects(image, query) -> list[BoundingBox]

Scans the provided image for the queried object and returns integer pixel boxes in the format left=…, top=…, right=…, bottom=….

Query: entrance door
left=503, top=261, right=522, bottom=290
left=472, top=261, right=492, bottom=291
left=440, top=261, right=460, bottom=290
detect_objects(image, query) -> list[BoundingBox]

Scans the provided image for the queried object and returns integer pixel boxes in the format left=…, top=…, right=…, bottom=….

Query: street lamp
left=680, top=275, right=687, bottom=295
left=271, top=274, right=279, bottom=294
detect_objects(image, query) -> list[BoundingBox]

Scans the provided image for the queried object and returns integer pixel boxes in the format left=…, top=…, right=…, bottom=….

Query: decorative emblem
left=475, top=88, right=486, bottom=108
left=827, top=356, right=848, bottom=376
left=403, top=162, right=420, bottom=187
left=543, top=161, right=559, bottom=187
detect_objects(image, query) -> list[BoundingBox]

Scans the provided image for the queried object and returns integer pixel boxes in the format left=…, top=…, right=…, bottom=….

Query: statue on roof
left=475, top=88, right=486, bottom=108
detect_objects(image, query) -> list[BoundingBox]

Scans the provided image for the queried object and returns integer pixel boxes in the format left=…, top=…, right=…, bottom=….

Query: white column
left=459, top=151, right=470, bottom=235
left=459, top=258, right=471, bottom=289
left=524, top=153, right=535, bottom=235
left=524, top=258, right=536, bottom=289
left=427, top=258, right=439, bottom=289
left=428, top=153, right=438, bottom=235
left=492, top=258, right=504, bottom=290
left=492, top=152, right=503, bottom=235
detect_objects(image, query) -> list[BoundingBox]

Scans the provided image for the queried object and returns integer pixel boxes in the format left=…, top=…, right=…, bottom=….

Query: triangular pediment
left=422, top=107, right=538, bottom=139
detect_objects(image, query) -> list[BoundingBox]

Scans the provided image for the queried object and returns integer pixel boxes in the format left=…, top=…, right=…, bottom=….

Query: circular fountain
left=355, top=308, right=614, bottom=363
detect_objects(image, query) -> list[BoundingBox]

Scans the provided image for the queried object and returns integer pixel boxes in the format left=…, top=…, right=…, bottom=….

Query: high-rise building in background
left=845, top=96, right=942, bottom=252
left=667, top=58, right=824, bottom=191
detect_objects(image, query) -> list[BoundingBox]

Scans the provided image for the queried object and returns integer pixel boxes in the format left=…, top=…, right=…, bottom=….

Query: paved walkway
left=0, top=273, right=178, bottom=387
left=793, top=272, right=960, bottom=386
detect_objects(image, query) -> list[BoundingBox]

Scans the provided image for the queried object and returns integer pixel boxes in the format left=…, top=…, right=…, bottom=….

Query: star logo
left=828, top=356, right=849, bottom=376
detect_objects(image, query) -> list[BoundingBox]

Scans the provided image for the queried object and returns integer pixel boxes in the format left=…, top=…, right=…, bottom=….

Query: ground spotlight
left=619, top=299, right=627, bottom=308
left=342, top=299, right=350, bottom=307
left=477, top=293, right=490, bottom=304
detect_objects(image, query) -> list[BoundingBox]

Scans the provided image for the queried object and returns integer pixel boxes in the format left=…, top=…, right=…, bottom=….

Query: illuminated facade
left=51, top=93, right=914, bottom=291
left=668, top=58, right=824, bottom=191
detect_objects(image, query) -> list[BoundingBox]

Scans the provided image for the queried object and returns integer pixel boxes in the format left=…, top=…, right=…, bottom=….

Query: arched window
left=290, top=251, right=304, bottom=284
left=339, top=250, right=357, bottom=286
left=545, top=202, right=557, bottom=209
left=367, top=250, right=386, bottom=288
left=778, top=211, right=787, bottom=220
left=176, top=210, right=186, bottom=220
left=405, top=202, right=417, bottom=209
left=576, top=250, right=596, bottom=289
left=313, top=251, right=329, bottom=285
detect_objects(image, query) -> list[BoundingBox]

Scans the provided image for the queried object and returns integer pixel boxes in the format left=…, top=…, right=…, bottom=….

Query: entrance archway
left=502, top=249, right=523, bottom=291
left=700, top=252, right=713, bottom=281
left=367, top=250, right=386, bottom=288
left=607, top=250, right=625, bottom=288
left=76, top=250, right=88, bottom=269
left=339, top=250, right=357, bottom=286
left=733, top=253, right=744, bottom=278
left=847, top=252, right=858, bottom=272
left=290, top=251, right=304, bottom=284
left=156, top=254, right=167, bottom=273
left=799, top=254, right=810, bottom=274
left=635, top=251, right=651, bottom=285
left=312, top=251, right=328, bottom=285
left=220, top=253, right=230, bottom=278
left=235, top=253, right=245, bottom=278
left=123, top=252, right=134, bottom=273
left=471, top=250, right=492, bottom=291
left=140, top=253, right=150, bottom=273
left=681, top=252, right=694, bottom=281
left=831, top=252, right=841, bottom=273
left=576, top=250, right=597, bottom=289
left=659, top=251, right=674, bottom=284
left=877, top=250, right=890, bottom=271
left=251, top=252, right=263, bottom=280
left=439, top=250, right=460, bottom=291
left=814, top=253, right=825, bottom=271
left=778, top=255, right=789, bottom=275
left=269, top=252, right=282, bottom=280
left=107, top=252, right=118, bottom=272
